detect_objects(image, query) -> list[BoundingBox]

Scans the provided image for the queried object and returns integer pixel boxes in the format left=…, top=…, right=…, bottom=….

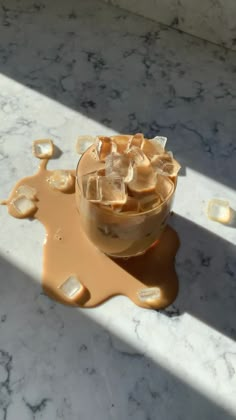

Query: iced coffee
left=76, top=134, right=180, bottom=258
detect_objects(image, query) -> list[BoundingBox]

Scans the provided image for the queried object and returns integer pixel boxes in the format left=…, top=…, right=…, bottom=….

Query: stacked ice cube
left=81, top=134, right=181, bottom=212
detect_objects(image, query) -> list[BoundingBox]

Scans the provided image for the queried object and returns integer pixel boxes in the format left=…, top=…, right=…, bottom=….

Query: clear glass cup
left=76, top=150, right=177, bottom=258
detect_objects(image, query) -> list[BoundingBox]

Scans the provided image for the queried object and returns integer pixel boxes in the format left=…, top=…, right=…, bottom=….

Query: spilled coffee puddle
left=1, top=155, right=180, bottom=309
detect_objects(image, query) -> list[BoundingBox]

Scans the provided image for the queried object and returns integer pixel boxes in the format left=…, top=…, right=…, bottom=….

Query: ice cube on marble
left=11, top=195, right=37, bottom=217
left=16, top=184, right=37, bottom=200
left=105, top=152, right=133, bottom=182
left=48, top=170, right=75, bottom=192
left=207, top=199, right=231, bottom=223
left=99, top=176, right=126, bottom=205
left=155, top=175, right=174, bottom=201
left=76, top=135, right=95, bottom=154
left=59, top=275, right=84, bottom=298
left=95, top=136, right=116, bottom=161
left=137, top=287, right=161, bottom=304
left=32, top=139, right=54, bottom=159
left=81, top=172, right=102, bottom=202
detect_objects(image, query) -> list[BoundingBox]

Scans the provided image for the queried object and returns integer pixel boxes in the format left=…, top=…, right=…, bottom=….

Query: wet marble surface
left=104, top=0, right=236, bottom=50
left=0, top=0, right=236, bottom=419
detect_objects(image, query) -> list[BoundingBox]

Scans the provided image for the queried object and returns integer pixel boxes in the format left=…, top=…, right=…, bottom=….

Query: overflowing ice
left=11, top=195, right=37, bottom=217
left=48, top=170, right=74, bottom=192
left=207, top=199, right=231, bottom=223
left=32, top=139, right=54, bottom=159
left=82, top=133, right=180, bottom=211
left=137, top=287, right=161, bottom=303
left=76, top=135, right=95, bottom=154
left=59, top=275, right=84, bottom=298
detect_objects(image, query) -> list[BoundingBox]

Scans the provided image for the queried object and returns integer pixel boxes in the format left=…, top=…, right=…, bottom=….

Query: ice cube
left=11, top=195, right=37, bottom=217
left=81, top=172, right=101, bottom=202
left=139, top=193, right=161, bottom=212
left=207, top=199, right=231, bottom=223
left=142, top=136, right=167, bottom=157
left=110, top=135, right=131, bottom=154
left=127, top=133, right=145, bottom=149
left=128, top=146, right=150, bottom=167
left=16, top=184, right=37, bottom=200
left=128, top=165, right=157, bottom=195
left=32, top=139, right=54, bottom=159
left=59, top=275, right=85, bottom=298
left=76, top=135, right=95, bottom=154
left=155, top=175, right=174, bottom=201
left=99, top=176, right=126, bottom=205
left=137, top=287, right=161, bottom=304
left=95, top=136, right=115, bottom=161
left=48, top=170, right=75, bottom=192
left=105, top=153, right=133, bottom=182
left=151, top=153, right=181, bottom=176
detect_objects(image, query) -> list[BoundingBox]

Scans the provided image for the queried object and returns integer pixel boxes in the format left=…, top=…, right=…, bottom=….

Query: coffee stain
left=2, top=158, right=180, bottom=310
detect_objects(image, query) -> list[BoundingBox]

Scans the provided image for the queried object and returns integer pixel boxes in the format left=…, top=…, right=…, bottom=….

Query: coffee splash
left=1, top=155, right=180, bottom=309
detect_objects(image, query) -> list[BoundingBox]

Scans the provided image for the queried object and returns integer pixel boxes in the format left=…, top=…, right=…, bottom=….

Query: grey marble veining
left=103, top=0, right=236, bottom=51
left=0, top=0, right=236, bottom=419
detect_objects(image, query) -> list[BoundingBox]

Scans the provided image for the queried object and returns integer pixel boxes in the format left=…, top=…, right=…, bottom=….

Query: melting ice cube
left=127, top=133, right=145, bottom=149
left=81, top=172, right=102, bottom=202
left=99, top=176, right=126, bottom=205
left=95, top=136, right=115, bottom=161
left=155, top=175, right=174, bottom=201
left=76, top=135, right=95, bottom=154
left=128, top=146, right=150, bottom=167
left=32, top=139, right=54, bottom=158
left=105, top=153, right=133, bottom=182
left=151, top=153, right=181, bottom=176
left=59, top=275, right=84, bottom=298
left=16, top=184, right=37, bottom=200
left=48, top=170, right=75, bottom=192
left=137, top=287, right=161, bottom=304
left=142, top=136, right=167, bottom=157
left=11, top=195, right=37, bottom=217
left=128, top=165, right=157, bottom=194
left=111, top=135, right=131, bottom=154
left=207, top=199, right=231, bottom=223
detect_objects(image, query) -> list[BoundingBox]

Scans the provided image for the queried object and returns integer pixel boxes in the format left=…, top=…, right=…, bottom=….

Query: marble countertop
left=0, top=0, right=236, bottom=419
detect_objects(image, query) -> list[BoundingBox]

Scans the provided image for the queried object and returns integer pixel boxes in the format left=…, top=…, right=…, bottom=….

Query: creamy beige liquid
left=77, top=144, right=177, bottom=258
left=2, top=158, right=180, bottom=309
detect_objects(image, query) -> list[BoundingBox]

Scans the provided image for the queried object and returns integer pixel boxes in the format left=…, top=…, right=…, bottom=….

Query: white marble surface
left=0, top=0, right=236, bottom=419
left=104, top=0, right=236, bottom=51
